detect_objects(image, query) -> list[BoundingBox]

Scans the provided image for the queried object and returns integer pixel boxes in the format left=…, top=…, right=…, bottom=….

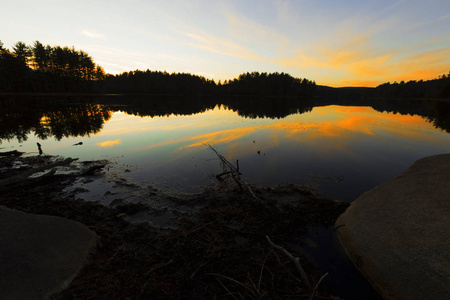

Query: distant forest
left=0, top=40, right=315, bottom=97
left=373, top=74, right=450, bottom=99
left=1, top=40, right=449, bottom=98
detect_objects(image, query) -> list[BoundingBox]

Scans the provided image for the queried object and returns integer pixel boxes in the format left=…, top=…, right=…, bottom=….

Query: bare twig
left=207, top=144, right=242, bottom=189
left=206, top=272, right=258, bottom=297
left=242, top=182, right=261, bottom=201
left=144, top=258, right=174, bottom=276
left=214, top=277, right=240, bottom=300
left=309, top=272, right=329, bottom=300
left=185, top=221, right=215, bottom=236
left=207, top=144, right=241, bottom=175
left=190, top=258, right=215, bottom=279
left=266, top=235, right=311, bottom=289
left=258, top=252, right=271, bottom=291
left=206, top=144, right=268, bottom=206
left=140, top=259, right=175, bottom=296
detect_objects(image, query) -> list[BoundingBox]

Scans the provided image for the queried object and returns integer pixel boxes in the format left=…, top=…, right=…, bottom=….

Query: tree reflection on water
left=0, top=98, right=111, bottom=143
left=0, top=96, right=449, bottom=144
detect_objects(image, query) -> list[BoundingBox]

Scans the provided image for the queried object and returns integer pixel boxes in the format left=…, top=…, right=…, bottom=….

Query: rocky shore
left=0, top=152, right=348, bottom=299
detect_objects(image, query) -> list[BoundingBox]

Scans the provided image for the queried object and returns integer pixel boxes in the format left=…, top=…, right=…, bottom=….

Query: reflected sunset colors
left=2, top=99, right=449, bottom=201
left=77, top=103, right=449, bottom=201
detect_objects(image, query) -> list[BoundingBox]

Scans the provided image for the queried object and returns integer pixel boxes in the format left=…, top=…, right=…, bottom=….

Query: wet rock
left=0, top=206, right=97, bottom=300
left=336, top=154, right=450, bottom=300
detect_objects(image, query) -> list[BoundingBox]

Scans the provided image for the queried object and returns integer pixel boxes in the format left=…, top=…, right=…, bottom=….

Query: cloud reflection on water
left=97, top=139, right=122, bottom=148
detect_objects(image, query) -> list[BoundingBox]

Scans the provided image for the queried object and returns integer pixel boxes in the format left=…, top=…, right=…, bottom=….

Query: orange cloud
left=271, top=12, right=450, bottom=88
left=97, top=139, right=121, bottom=148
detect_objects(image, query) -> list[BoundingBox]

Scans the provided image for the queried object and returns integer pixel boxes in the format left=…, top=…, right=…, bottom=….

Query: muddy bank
left=1, top=152, right=349, bottom=299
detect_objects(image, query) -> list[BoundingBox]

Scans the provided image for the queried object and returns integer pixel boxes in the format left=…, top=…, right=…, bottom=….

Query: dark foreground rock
left=0, top=206, right=97, bottom=300
left=336, top=153, right=450, bottom=300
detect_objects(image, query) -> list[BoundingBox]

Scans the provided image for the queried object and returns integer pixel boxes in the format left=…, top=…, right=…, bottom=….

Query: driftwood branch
left=207, top=144, right=265, bottom=201
left=207, top=144, right=241, bottom=175
left=266, top=235, right=311, bottom=289
left=207, top=144, right=244, bottom=190
left=206, top=272, right=257, bottom=297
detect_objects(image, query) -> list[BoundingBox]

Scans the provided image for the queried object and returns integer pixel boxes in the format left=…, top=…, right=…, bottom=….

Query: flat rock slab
left=336, top=154, right=450, bottom=300
left=0, top=206, right=97, bottom=300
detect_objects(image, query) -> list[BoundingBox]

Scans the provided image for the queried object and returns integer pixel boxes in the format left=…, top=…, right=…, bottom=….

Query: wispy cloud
left=271, top=14, right=450, bottom=87
left=182, top=31, right=262, bottom=61
left=438, top=14, right=450, bottom=21
left=225, top=12, right=290, bottom=53
left=80, top=29, right=107, bottom=40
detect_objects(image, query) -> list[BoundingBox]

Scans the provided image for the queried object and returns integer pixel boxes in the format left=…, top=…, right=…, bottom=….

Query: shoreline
left=1, top=153, right=355, bottom=299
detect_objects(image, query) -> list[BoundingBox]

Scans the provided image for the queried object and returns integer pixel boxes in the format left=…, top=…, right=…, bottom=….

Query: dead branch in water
left=207, top=144, right=243, bottom=190
left=207, top=144, right=269, bottom=206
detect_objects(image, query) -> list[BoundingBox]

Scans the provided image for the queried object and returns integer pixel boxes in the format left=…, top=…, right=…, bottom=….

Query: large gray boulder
left=0, top=206, right=97, bottom=299
left=336, top=154, right=450, bottom=300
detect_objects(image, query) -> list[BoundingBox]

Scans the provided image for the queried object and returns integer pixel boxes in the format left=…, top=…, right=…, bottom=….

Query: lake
left=1, top=96, right=450, bottom=204
left=2, top=95, right=449, bottom=299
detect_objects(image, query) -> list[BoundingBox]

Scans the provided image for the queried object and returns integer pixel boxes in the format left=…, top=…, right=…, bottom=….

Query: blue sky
left=2, top=0, right=450, bottom=86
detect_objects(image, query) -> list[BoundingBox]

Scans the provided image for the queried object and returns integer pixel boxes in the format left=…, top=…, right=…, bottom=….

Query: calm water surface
left=2, top=96, right=449, bottom=299
left=2, top=97, right=450, bottom=202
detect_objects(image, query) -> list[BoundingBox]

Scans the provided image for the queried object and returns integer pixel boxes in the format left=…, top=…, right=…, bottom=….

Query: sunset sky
left=2, top=0, right=450, bottom=87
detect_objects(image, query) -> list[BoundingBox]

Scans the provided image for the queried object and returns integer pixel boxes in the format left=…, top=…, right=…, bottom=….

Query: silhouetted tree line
left=98, top=70, right=216, bottom=95
left=373, top=73, right=450, bottom=99
left=316, top=74, right=450, bottom=100
left=0, top=41, right=104, bottom=93
left=3, top=40, right=450, bottom=101
left=220, top=71, right=316, bottom=97
left=98, top=70, right=316, bottom=97
left=1, top=41, right=316, bottom=97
